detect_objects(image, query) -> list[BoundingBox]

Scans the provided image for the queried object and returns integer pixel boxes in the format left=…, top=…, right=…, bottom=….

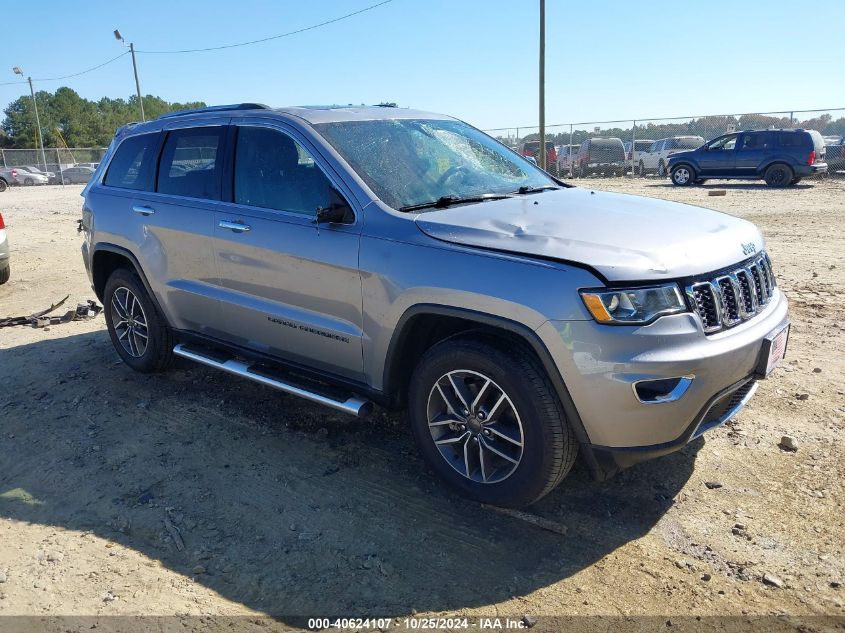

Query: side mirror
left=315, top=188, right=354, bottom=224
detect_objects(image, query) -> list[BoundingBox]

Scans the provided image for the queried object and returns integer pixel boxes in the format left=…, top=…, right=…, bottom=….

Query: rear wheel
left=408, top=336, right=578, bottom=508
left=638, top=160, right=646, bottom=177
left=764, top=163, right=794, bottom=187
left=0, top=265, right=9, bottom=285
left=104, top=268, right=174, bottom=373
left=657, top=161, right=667, bottom=177
left=24, top=177, right=33, bottom=186
left=0, top=179, right=7, bottom=192
left=670, top=165, right=694, bottom=186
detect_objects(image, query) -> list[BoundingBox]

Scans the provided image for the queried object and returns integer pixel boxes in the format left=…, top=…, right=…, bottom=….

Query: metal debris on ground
left=481, top=504, right=568, bottom=535
left=0, top=295, right=102, bottom=328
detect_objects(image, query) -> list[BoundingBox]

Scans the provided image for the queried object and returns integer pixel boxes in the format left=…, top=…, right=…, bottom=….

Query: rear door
left=735, top=132, right=773, bottom=175
left=127, top=120, right=230, bottom=337
left=697, top=134, right=738, bottom=176
left=212, top=120, right=364, bottom=381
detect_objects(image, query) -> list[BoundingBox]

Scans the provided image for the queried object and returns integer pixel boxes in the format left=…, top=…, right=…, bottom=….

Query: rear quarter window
left=104, top=132, right=159, bottom=190
left=779, top=131, right=810, bottom=148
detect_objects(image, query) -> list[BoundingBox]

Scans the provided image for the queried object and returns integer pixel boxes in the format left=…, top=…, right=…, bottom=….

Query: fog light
left=634, top=376, right=694, bottom=404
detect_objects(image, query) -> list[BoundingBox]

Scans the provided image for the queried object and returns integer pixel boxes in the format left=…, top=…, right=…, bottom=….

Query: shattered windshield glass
left=314, top=119, right=557, bottom=210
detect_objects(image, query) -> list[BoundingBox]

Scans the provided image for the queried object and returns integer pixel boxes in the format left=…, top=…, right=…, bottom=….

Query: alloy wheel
left=111, top=286, right=149, bottom=358
left=673, top=167, right=690, bottom=185
left=426, top=369, right=524, bottom=484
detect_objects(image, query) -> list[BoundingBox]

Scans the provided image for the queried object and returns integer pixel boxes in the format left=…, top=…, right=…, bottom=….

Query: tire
left=790, top=177, right=802, bottom=185
left=104, top=268, right=174, bottom=373
left=670, top=164, right=694, bottom=186
left=638, top=160, right=646, bottom=177
left=0, top=179, right=7, bottom=192
left=24, top=177, right=33, bottom=186
left=764, top=163, right=794, bottom=188
left=408, top=336, right=578, bottom=508
left=657, top=161, right=667, bottom=178
left=0, top=265, right=9, bottom=285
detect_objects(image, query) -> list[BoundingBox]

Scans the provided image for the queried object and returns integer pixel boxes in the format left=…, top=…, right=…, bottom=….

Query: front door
left=212, top=123, right=364, bottom=381
left=698, top=133, right=738, bottom=176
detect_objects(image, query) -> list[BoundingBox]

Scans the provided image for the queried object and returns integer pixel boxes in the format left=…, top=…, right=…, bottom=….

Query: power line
left=136, top=0, right=394, bottom=54
left=33, top=51, right=130, bottom=82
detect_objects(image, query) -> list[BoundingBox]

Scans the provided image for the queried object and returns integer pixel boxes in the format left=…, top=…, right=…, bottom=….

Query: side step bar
left=172, top=343, right=373, bottom=417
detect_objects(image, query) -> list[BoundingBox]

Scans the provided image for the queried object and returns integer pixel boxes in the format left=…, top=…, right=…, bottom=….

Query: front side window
left=104, top=132, right=158, bottom=190
left=157, top=127, right=224, bottom=200
left=707, top=134, right=738, bottom=151
left=233, top=126, right=333, bottom=216
left=315, top=119, right=556, bottom=210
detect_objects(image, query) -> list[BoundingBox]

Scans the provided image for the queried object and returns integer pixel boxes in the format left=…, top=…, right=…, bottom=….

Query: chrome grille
left=685, top=252, right=777, bottom=334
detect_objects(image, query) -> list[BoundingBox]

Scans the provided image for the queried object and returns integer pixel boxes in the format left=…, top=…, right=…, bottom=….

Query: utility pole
left=115, top=30, right=145, bottom=121
left=538, top=0, right=546, bottom=171
left=12, top=67, right=48, bottom=172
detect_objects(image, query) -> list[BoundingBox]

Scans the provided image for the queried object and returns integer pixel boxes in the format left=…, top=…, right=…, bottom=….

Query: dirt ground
left=0, top=178, right=843, bottom=632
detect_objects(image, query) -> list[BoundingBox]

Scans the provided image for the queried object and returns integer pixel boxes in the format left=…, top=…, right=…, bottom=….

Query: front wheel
left=104, top=268, right=174, bottom=373
left=638, top=160, right=646, bottom=177
left=408, top=336, right=578, bottom=508
left=671, top=165, right=694, bottom=186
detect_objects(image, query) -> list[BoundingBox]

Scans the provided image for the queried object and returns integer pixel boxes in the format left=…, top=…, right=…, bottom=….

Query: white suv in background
left=639, top=136, right=704, bottom=177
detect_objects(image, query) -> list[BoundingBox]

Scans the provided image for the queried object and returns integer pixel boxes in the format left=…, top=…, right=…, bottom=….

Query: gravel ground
left=0, top=179, right=843, bottom=632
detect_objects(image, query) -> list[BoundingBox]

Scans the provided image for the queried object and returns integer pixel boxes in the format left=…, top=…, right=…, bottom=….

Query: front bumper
left=538, top=288, right=788, bottom=470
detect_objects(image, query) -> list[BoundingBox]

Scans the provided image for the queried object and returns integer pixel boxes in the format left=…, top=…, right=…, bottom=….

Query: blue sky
left=1, top=0, right=842, bottom=132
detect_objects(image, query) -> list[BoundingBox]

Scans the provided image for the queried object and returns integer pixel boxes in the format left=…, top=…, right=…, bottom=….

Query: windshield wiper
left=513, top=185, right=559, bottom=194
left=399, top=193, right=512, bottom=212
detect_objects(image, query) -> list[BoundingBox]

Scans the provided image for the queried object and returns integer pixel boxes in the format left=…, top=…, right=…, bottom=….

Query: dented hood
left=413, top=187, right=764, bottom=282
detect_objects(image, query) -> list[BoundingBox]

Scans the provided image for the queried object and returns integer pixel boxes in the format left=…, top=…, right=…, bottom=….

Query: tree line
left=1, top=87, right=206, bottom=149
left=509, top=113, right=845, bottom=147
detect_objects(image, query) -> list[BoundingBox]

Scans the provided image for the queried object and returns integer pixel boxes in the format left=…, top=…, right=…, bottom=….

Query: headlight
left=580, top=284, right=687, bottom=324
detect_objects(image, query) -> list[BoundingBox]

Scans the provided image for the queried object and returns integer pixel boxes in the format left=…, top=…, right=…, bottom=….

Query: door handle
left=219, top=220, right=251, bottom=233
left=132, top=205, right=155, bottom=216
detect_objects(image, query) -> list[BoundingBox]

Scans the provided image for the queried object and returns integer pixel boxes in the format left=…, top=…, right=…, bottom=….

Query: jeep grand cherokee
left=80, top=104, right=789, bottom=507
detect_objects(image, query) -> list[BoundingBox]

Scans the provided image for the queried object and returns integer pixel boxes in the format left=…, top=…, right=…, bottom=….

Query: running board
left=172, top=343, right=373, bottom=417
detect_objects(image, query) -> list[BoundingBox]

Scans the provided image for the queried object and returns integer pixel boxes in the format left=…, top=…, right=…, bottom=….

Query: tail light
left=0, top=213, right=5, bottom=230
left=10, top=169, right=17, bottom=178
left=808, top=150, right=816, bottom=165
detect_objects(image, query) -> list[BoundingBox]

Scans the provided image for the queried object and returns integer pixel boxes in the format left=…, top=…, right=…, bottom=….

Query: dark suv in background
left=572, top=137, right=626, bottom=177
left=668, top=129, right=827, bottom=187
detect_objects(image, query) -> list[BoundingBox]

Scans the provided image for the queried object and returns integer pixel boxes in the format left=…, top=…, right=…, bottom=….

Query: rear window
left=635, top=140, right=653, bottom=151
left=104, top=132, right=158, bottom=190
left=670, top=137, right=703, bottom=150
left=156, top=127, right=224, bottom=200
left=589, top=138, right=623, bottom=148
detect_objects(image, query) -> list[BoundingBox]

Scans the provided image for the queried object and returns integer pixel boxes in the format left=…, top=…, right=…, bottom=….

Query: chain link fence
left=0, top=147, right=108, bottom=185
left=487, top=108, right=845, bottom=182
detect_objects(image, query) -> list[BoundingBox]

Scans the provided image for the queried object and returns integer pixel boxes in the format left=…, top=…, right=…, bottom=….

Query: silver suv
left=80, top=104, right=790, bottom=507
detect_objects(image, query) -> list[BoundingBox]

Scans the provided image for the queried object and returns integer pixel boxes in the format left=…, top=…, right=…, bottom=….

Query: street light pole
left=538, top=0, right=546, bottom=171
left=114, top=30, right=145, bottom=121
left=12, top=67, right=48, bottom=172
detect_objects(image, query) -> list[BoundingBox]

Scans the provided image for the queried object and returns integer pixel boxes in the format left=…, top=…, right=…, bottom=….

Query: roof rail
left=158, top=103, right=270, bottom=120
